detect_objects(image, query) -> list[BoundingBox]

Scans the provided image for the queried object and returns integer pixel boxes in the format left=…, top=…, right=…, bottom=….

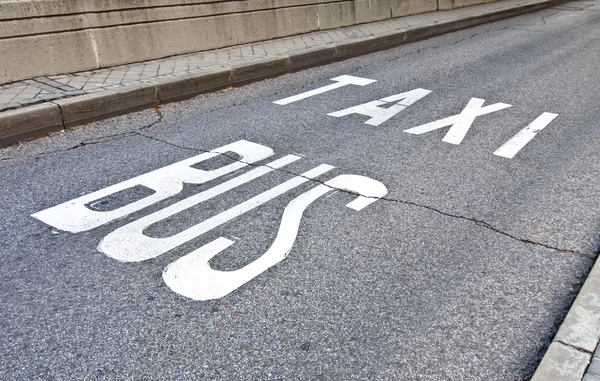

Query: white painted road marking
left=274, top=77, right=560, bottom=158
left=273, top=75, right=376, bottom=105
left=404, top=98, right=513, bottom=144
left=33, top=73, right=561, bottom=300
left=328, top=89, right=432, bottom=126
left=99, top=163, right=335, bottom=262
left=95, top=154, right=302, bottom=261
left=32, top=140, right=273, bottom=233
left=32, top=138, right=389, bottom=299
left=163, top=174, right=388, bottom=300
left=494, top=112, right=558, bottom=159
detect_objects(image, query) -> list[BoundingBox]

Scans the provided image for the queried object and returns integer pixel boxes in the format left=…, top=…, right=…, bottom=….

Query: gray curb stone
left=532, top=256, right=600, bottom=381
left=53, top=83, right=160, bottom=128
left=287, top=47, right=338, bottom=70
left=0, top=0, right=567, bottom=147
left=230, top=57, right=291, bottom=84
left=152, top=69, right=232, bottom=104
left=533, top=342, right=590, bottom=381
left=0, top=103, right=63, bottom=147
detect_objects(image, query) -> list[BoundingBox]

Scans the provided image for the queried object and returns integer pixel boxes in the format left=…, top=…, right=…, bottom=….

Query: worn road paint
left=99, top=164, right=335, bottom=262
left=32, top=140, right=273, bottom=233
left=327, top=89, right=432, bottom=126
left=273, top=75, right=376, bottom=105
left=163, top=174, right=388, bottom=300
left=404, top=98, right=512, bottom=144
left=494, top=112, right=558, bottom=159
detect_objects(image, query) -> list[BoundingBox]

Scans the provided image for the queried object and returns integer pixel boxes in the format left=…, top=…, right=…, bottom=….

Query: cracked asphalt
left=1, top=1, right=600, bottom=380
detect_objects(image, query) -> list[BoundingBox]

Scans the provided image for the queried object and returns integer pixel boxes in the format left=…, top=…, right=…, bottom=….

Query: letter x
left=404, top=98, right=512, bottom=145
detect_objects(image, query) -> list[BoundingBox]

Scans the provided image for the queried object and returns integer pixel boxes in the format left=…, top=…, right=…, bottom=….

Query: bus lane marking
left=163, top=174, right=387, bottom=300
left=32, top=140, right=389, bottom=300
left=98, top=163, right=335, bottom=262
left=32, top=140, right=273, bottom=233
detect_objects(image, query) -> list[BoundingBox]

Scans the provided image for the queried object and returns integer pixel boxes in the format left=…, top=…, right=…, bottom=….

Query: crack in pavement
left=14, top=131, right=141, bottom=159
left=132, top=132, right=592, bottom=259
left=541, top=10, right=560, bottom=24
left=4, top=41, right=594, bottom=259
left=377, top=195, right=590, bottom=258
left=555, top=340, right=593, bottom=354
left=1, top=102, right=591, bottom=259
left=135, top=130, right=200, bottom=152
left=62, top=131, right=139, bottom=151
left=359, top=26, right=511, bottom=69
left=0, top=107, right=165, bottom=163
left=352, top=6, right=576, bottom=69
left=1, top=88, right=274, bottom=163
left=1, top=108, right=590, bottom=260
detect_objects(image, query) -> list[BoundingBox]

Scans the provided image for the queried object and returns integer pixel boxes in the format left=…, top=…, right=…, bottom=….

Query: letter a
left=328, top=89, right=432, bottom=126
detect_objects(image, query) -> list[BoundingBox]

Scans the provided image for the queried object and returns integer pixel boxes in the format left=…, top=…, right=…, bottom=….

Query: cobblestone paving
left=0, top=10, right=453, bottom=112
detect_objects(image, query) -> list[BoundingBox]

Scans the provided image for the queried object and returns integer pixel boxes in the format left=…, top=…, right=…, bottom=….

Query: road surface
left=1, top=1, right=599, bottom=379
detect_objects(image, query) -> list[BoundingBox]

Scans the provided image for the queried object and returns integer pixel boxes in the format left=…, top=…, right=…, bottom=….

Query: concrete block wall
left=438, top=0, right=499, bottom=10
left=0, top=0, right=499, bottom=84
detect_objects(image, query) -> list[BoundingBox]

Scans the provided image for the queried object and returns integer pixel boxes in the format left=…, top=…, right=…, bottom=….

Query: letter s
left=162, top=174, right=388, bottom=300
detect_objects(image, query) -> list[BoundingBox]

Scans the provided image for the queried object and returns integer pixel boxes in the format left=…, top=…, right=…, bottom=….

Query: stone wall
left=0, top=0, right=499, bottom=84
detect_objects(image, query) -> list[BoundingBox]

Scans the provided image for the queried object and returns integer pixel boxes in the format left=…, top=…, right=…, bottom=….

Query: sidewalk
left=0, top=0, right=565, bottom=147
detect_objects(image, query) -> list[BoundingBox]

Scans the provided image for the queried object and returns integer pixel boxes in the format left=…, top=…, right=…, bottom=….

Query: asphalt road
left=1, top=1, right=600, bottom=380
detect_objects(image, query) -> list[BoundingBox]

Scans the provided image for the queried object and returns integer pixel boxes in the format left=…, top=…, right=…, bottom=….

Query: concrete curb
left=54, top=83, right=160, bottom=128
left=532, top=256, right=600, bottom=381
left=0, top=103, right=63, bottom=147
left=0, top=0, right=566, bottom=147
left=152, top=69, right=232, bottom=104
